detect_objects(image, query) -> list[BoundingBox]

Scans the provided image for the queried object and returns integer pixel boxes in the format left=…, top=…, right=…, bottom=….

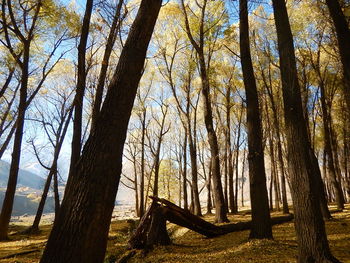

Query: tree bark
left=68, top=0, right=93, bottom=179
left=40, top=1, right=162, bottom=262
left=325, top=0, right=350, bottom=113
left=239, top=0, right=272, bottom=239
left=272, top=0, right=340, bottom=261
left=0, top=43, right=30, bottom=240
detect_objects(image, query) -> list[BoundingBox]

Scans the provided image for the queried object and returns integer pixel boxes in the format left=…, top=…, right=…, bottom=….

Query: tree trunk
left=68, top=0, right=93, bottom=180
left=182, top=131, right=188, bottom=210
left=91, top=0, right=124, bottom=130
left=188, top=129, right=202, bottom=216
left=239, top=0, right=272, bottom=239
left=0, top=44, right=30, bottom=240
left=40, top=1, right=162, bottom=262
left=319, top=77, right=345, bottom=210
left=272, top=0, right=340, bottom=261
left=325, top=0, right=350, bottom=113
left=53, top=172, right=60, bottom=218
left=139, top=109, right=146, bottom=217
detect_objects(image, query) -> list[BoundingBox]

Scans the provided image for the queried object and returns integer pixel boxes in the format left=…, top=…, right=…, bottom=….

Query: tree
left=0, top=0, right=69, bottom=240
left=325, top=0, right=350, bottom=113
left=272, top=0, right=340, bottom=261
left=180, top=0, right=228, bottom=223
left=40, top=0, right=162, bottom=262
left=26, top=84, right=73, bottom=233
left=239, top=0, right=272, bottom=239
left=68, top=0, right=93, bottom=179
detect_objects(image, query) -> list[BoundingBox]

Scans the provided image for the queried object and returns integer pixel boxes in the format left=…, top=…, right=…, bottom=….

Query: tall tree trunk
left=319, top=78, right=345, bottom=209
left=241, top=149, right=246, bottom=207
left=183, top=131, right=188, bottom=210
left=139, top=109, right=146, bottom=217
left=207, top=160, right=213, bottom=214
left=91, top=0, right=124, bottom=130
left=239, top=0, right=272, bottom=239
left=0, top=44, right=30, bottom=240
left=40, top=1, right=162, bottom=262
left=272, top=0, right=339, bottom=261
left=234, top=108, right=243, bottom=213
left=325, top=0, right=350, bottom=113
left=53, top=172, right=60, bottom=217
left=181, top=0, right=226, bottom=222
left=68, top=0, right=93, bottom=179
left=188, top=128, right=202, bottom=216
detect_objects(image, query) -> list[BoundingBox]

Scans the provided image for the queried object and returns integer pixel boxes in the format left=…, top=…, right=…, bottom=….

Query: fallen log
left=128, top=196, right=294, bottom=249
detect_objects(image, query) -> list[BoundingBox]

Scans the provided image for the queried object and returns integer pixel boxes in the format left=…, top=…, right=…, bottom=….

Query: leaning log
left=128, top=196, right=293, bottom=249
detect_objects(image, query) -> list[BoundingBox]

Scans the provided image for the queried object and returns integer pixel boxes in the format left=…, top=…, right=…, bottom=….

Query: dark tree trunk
left=239, top=0, right=272, bottom=239
left=207, top=161, right=213, bottom=214
left=90, top=0, right=124, bottom=130
left=319, top=76, right=345, bottom=210
left=241, top=149, right=246, bottom=207
left=188, top=130, right=202, bottom=216
left=0, top=44, right=30, bottom=240
left=272, top=0, right=340, bottom=262
left=139, top=109, right=146, bottom=217
left=234, top=108, right=243, bottom=213
left=181, top=0, right=226, bottom=222
left=325, top=0, right=350, bottom=113
left=183, top=131, right=188, bottom=210
left=40, top=1, right=162, bottom=262
left=68, top=0, right=93, bottom=179
left=53, top=172, right=60, bottom=217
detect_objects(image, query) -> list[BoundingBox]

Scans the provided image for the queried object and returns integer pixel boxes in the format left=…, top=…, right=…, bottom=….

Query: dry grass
left=0, top=206, right=350, bottom=263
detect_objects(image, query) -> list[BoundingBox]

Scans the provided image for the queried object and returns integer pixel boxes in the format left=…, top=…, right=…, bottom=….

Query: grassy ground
left=0, top=205, right=349, bottom=263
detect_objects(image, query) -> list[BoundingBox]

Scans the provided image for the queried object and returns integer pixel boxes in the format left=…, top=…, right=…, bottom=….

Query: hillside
left=0, top=160, right=55, bottom=216
left=0, top=160, right=46, bottom=189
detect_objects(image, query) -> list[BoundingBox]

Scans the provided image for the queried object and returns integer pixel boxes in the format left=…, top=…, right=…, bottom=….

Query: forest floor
left=0, top=204, right=349, bottom=263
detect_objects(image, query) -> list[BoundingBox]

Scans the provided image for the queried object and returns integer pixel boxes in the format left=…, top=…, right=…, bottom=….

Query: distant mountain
left=0, top=160, right=46, bottom=189
left=0, top=160, right=55, bottom=216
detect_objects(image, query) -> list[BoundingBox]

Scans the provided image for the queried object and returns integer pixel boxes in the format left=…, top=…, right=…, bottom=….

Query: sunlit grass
left=0, top=205, right=349, bottom=263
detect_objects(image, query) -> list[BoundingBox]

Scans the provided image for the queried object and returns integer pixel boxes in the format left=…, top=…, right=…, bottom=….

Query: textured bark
left=239, top=0, right=272, bottom=239
left=40, top=1, right=162, bottom=262
left=325, top=0, right=350, bottom=113
left=272, top=0, right=340, bottom=262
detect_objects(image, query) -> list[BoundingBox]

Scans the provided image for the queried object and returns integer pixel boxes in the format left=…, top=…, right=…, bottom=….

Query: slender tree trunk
left=68, top=0, right=93, bottom=179
left=319, top=78, right=345, bottom=209
left=239, top=0, right=272, bottom=239
left=234, top=109, right=243, bottom=213
left=183, top=131, right=188, bottom=210
left=0, top=44, right=30, bottom=240
left=53, top=172, right=60, bottom=217
left=91, top=0, right=124, bottom=130
left=241, top=149, right=246, bottom=207
left=181, top=0, right=226, bottom=222
left=29, top=166, right=56, bottom=233
left=139, top=110, right=146, bottom=217
left=40, top=2, right=162, bottom=262
left=272, top=0, right=339, bottom=261
left=207, top=160, right=213, bottom=214
left=188, top=129, right=202, bottom=216
left=325, top=0, right=350, bottom=113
